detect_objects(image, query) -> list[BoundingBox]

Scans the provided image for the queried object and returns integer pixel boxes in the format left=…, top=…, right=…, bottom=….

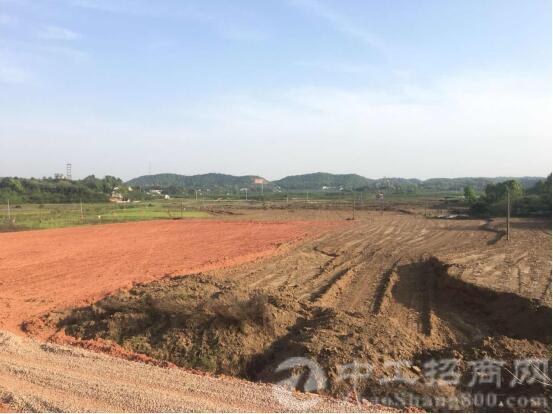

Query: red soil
left=0, top=219, right=335, bottom=334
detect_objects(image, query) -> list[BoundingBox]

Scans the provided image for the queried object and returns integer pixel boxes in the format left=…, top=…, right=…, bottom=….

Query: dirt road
left=0, top=219, right=337, bottom=333
left=0, top=330, right=379, bottom=412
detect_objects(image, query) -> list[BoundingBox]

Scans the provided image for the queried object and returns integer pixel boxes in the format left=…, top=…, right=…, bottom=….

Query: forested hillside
left=272, top=173, right=371, bottom=190
left=127, top=173, right=268, bottom=190
left=0, top=176, right=122, bottom=203
left=127, top=172, right=544, bottom=193
left=1, top=172, right=547, bottom=204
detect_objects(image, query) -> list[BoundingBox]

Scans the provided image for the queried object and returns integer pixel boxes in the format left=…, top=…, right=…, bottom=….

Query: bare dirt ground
left=0, top=330, right=380, bottom=412
left=0, top=210, right=550, bottom=412
left=0, top=218, right=339, bottom=333
left=215, top=211, right=551, bottom=306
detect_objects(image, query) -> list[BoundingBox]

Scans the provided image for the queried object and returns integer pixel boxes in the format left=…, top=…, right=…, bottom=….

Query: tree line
left=0, top=175, right=123, bottom=203
left=464, top=174, right=551, bottom=217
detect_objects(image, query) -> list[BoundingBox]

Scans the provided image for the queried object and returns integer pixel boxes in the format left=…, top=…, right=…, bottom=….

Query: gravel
left=0, top=331, right=378, bottom=412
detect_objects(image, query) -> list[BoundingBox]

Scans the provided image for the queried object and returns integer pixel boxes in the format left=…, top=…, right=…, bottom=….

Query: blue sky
left=0, top=0, right=551, bottom=180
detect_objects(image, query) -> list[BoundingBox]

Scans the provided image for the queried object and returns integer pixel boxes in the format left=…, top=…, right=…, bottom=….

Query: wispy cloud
left=68, top=0, right=116, bottom=12
left=69, top=0, right=268, bottom=43
left=38, top=25, right=81, bottom=40
left=0, top=65, right=30, bottom=84
left=0, top=14, right=18, bottom=26
left=173, top=72, right=551, bottom=177
left=38, top=45, right=89, bottom=62
left=295, top=60, right=376, bottom=75
left=289, top=0, right=384, bottom=51
left=69, top=0, right=209, bottom=20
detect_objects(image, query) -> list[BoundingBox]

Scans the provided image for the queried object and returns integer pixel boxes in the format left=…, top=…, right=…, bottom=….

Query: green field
left=0, top=200, right=210, bottom=232
left=0, top=191, right=467, bottom=232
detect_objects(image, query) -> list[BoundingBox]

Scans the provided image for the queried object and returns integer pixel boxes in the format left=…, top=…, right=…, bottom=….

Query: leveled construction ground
left=0, top=218, right=340, bottom=333
left=1, top=210, right=551, bottom=412
left=55, top=211, right=551, bottom=412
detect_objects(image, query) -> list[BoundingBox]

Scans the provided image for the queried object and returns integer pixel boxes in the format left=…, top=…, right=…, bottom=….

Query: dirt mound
left=55, top=254, right=551, bottom=412
left=56, top=275, right=305, bottom=377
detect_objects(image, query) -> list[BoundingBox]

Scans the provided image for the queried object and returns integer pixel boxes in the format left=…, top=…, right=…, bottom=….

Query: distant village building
left=110, top=187, right=128, bottom=203
left=110, top=192, right=124, bottom=203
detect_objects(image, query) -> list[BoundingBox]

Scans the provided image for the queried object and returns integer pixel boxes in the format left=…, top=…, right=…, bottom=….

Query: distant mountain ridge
left=126, top=173, right=268, bottom=190
left=126, top=172, right=545, bottom=192
left=272, top=173, right=371, bottom=190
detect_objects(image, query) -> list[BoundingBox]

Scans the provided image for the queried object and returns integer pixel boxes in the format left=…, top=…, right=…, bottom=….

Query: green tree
left=484, top=180, right=523, bottom=203
left=463, top=185, right=477, bottom=203
left=0, top=175, right=124, bottom=203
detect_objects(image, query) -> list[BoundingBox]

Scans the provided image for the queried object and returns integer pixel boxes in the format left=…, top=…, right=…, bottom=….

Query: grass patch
left=0, top=201, right=209, bottom=231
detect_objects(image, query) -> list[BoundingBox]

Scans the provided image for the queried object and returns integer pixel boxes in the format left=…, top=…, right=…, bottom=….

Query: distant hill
left=420, top=177, right=543, bottom=192
left=274, top=174, right=543, bottom=191
left=272, top=172, right=371, bottom=190
left=126, top=172, right=545, bottom=192
left=126, top=173, right=268, bottom=190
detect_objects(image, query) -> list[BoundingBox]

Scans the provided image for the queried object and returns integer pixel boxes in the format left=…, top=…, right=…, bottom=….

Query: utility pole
left=181, top=199, right=184, bottom=218
left=7, top=198, right=10, bottom=220
left=507, top=190, right=511, bottom=241
left=352, top=190, right=356, bottom=220
left=80, top=199, right=84, bottom=222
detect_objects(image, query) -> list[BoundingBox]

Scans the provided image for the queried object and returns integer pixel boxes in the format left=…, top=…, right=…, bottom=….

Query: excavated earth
left=1, top=210, right=551, bottom=412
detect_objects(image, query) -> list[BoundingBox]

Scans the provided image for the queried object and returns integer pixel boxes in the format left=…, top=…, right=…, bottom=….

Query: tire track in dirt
left=223, top=213, right=550, bottom=313
left=372, top=259, right=402, bottom=315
